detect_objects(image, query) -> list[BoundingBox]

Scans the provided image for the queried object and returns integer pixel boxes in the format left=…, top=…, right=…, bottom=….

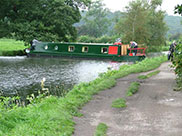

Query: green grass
left=126, top=82, right=140, bottom=96
left=0, top=56, right=167, bottom=136
left=138, top=70, right=160, bottom=79
left=0, top=38, right=26, bottom=56
left=112, top=98, right=126, bottom=108
left=0, top=38, right=25, bottom=51
left=94, top=123, right=108, bottom=136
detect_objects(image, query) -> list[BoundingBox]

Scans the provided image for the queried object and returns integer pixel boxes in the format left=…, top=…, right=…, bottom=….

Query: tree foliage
left=115, top=1, right=150, bottom=44
left=173, top=3, right=182, bottom=90
left=77, top=0, right=110, bottom=38
left=0, top=0, right=91, bottom=44
left=175, top=4, right=182, bottom=15
left=115, top=0, right=168, bottom=46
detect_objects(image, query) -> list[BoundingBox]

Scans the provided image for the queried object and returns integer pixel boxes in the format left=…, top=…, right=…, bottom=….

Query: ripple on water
left=0, top=57, right=126, bottom=97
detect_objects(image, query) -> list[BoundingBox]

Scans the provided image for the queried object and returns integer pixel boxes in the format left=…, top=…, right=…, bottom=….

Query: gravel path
left=73, top=62, right=182, bottom=136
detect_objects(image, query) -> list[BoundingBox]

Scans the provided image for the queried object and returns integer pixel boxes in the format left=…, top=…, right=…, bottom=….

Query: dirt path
left=73, top=62, right=182, bottom=136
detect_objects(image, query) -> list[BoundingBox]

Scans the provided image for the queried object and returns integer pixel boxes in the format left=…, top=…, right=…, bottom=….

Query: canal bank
left=74, top=61, right=177, bottom=136
left=0, top=56, right=167, bottom=136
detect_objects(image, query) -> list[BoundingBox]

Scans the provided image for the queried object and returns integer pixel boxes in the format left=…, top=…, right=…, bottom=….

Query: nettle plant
left=173, top=43, right=182, bottom=89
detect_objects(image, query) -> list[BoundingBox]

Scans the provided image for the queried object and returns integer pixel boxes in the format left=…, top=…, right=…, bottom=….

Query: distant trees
left=115, top=0, right=168, bottom=46
left=0, top=0, right=91, bottom=44
left=77, top=0, right=110, bottom=38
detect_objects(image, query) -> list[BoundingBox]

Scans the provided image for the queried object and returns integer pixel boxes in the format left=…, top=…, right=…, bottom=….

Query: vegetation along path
left=73, top=61, right=182, bottom=136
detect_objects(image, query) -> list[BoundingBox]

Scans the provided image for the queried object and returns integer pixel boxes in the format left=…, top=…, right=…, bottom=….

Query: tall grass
left=0, top=56, right=167, bottom=136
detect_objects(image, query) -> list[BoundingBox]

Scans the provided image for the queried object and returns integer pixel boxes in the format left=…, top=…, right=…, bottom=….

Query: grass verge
left=94, top=123, right=108, bottom=136
left=126, top=82, right=140, bottom=96
left=0, top=38, right=26, bottom=56
left=0, top=56, right=167, bottom=136
left=112, top=98, right=126, bottom=108
left=138, top=70, right=160, bottom=79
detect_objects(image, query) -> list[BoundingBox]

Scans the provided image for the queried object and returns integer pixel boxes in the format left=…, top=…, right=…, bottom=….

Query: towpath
left=73, top=62, right=182, bottom=136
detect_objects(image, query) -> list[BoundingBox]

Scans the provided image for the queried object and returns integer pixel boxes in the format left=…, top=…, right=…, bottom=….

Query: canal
left=0, top=56, right=127, bottom=99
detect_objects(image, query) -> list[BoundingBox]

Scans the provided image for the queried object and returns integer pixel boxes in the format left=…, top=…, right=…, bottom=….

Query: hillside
left=164, top=15, right=182, bottom=36
left=76, top=11, right=182, bottom=37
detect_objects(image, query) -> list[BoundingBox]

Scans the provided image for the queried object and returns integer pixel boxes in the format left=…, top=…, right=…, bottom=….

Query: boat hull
left=27, top=52, right=145, bottom=62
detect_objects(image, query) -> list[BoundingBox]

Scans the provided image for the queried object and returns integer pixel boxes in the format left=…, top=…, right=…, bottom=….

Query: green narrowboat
left=25, top=40, right=146, bottom=62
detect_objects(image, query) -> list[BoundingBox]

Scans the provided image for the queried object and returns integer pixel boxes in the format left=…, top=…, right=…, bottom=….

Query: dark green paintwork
left=28, top=42, right=145, bottom=62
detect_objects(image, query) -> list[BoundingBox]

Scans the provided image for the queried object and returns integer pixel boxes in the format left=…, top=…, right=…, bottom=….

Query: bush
left=77, top=35, right=120, bottom=44
left=173, top=44, right=182, bottom=90
left=1, top=50, right=26, bottom=56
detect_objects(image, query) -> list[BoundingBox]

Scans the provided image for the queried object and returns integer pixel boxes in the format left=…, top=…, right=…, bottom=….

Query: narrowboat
left=25, top=40, right=146, bottom=62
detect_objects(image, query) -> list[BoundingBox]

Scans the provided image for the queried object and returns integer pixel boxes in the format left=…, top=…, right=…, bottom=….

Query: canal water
left=0, top=56, right=127, bottom=99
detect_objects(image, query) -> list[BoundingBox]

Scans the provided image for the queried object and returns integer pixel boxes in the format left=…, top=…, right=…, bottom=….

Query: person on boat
left=168, top=40, right=176, bottom=61
left=114, top=38, right=122, bottom=45
left=30, top=39, right=39, bottom=50
left=130, top=41, right=138, bottom=55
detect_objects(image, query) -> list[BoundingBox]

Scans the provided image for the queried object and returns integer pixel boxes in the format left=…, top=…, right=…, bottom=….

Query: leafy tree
left=147, top=0, right=168, bottom=46
left=0, top=0, right=91, bottom=44
left=115, top=0, right=150, bottom=44
left=114, top=0, right=167, bottom=46
left=77, top=0, right=110, bottom=38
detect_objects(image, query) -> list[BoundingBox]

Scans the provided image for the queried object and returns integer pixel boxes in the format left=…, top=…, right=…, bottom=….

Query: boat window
left=54, top=46, right=58, bottom=50
left=101, top=47, right=108, bottom=54
left=68, top=46, right=75, bottom=52
left=44, top=45, right=48, bottom=50
left=82, top=46, right=89, bottom=52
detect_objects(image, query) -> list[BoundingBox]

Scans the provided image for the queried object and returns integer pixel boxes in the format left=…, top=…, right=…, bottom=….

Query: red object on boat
left=128, top=48, right=146, bottom=56
left=114, top=42, right=122, bottom=45
left=108, top=46, right=118, bottom=55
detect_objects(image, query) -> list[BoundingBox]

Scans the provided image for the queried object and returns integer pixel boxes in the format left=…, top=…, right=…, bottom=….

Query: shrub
left=173, top=44, right=182, bottom=90
left=77, top=35, right=120, bottom=44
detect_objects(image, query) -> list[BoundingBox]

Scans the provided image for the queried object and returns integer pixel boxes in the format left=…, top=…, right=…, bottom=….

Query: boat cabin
left=27, top=42, right=146, bottom=61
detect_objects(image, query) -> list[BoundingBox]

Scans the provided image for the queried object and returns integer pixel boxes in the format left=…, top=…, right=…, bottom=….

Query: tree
left=175, top=4, right=182, bottom=15
left=147, top=0, right=168, bottom=46
left=114, top=0, right=167, bottom=46
left=115, top=0, right=150, bottom=44
left=0, top=0, right=91, bottom=44
left=77, top=0, right=110, bottom=38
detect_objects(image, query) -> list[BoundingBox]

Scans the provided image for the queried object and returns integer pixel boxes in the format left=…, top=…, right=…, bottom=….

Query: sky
left=101, top=0, right=182, bottom=16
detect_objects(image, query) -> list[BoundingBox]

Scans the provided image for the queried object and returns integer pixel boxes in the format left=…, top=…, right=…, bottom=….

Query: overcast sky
left=101, top=0, right=181, bottom=16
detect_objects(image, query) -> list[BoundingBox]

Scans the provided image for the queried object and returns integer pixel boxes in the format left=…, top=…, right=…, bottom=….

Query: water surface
left=0, top=56, right=126, bottom=97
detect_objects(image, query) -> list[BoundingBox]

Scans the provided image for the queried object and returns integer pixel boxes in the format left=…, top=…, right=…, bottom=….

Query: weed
left=112, top=98, right=126, bottom=108
left=94, top=123, right=108, bottom=136
left=138, top=70, right=160, bottom=79
left=127, top=82, right=140, bottom=96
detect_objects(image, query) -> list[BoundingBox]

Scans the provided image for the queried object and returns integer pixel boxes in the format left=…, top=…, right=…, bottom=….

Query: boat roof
left=41, top=42, right=115, bottom=46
